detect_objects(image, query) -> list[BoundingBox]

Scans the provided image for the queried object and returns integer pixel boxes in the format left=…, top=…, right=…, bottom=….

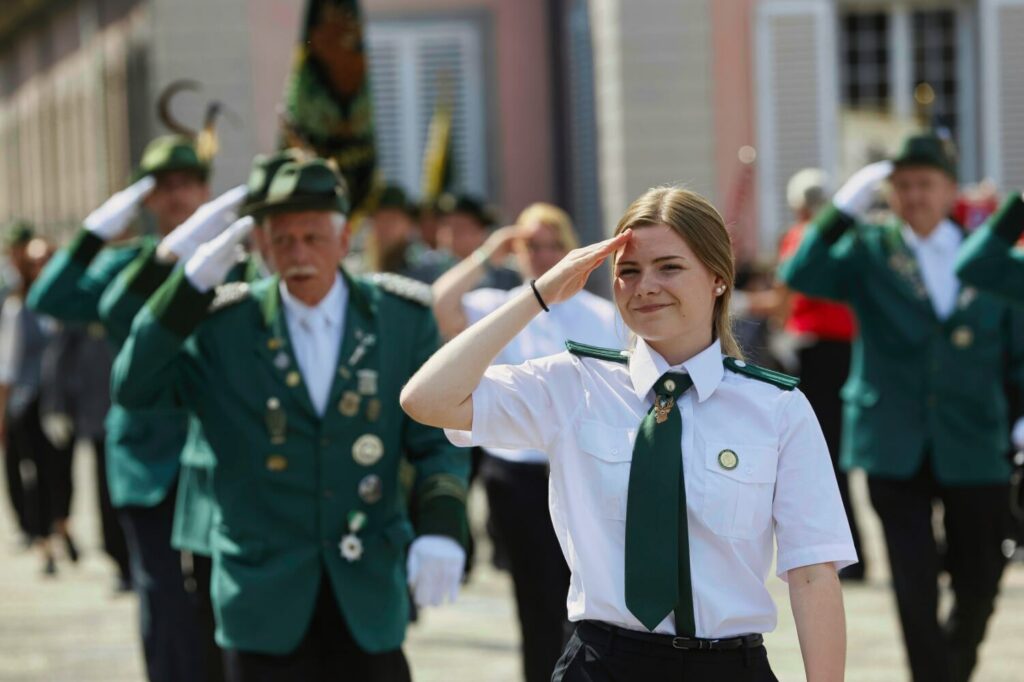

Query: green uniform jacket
left=106, top=249, right=262, bottom=554
left=27, top=229, right=187, bottom=508
left=778, top=204, right=1024, bottom=484
left=111, top=268, right=470, bottom=655
left=955, top=193, right=1024, bottom=304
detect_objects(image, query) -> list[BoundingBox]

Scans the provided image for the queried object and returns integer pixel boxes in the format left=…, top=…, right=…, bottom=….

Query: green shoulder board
left=565, top=340, right=629, bottom=364
left=208, top=282, right=251, bottom=313
left=723, top=357, right=799, bottom=391
left=368, top=272, right=432, bottom=307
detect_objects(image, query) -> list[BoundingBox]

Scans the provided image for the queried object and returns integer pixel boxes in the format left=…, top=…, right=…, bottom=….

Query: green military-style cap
left=3, top=219, right=35, bottom=248
left=257, top=158, right=351, bottom=218
left=132, top=134, right=210, bottom=183
left=891, top=133, right=957, bottom=180
left=436, top=192, right=496, bottom=227
left=240, top=149, right=306, bottom=219
left=375, top=184, right=417, bottom=218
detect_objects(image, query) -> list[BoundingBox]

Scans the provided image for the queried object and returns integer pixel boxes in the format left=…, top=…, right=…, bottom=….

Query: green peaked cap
left=892, top=133, right=957, bottom=180
left=376, top=184, right=417, bottom=217
left=255, top=158, right=351, bottom=218
left=133, top=134, right=209, bottom=182
left=3, top=219, right=35, bottom=247
left=240, top=149, right=305, bottom=218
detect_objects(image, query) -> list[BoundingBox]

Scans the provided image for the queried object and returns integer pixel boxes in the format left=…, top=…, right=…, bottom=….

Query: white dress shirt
left=447, top=337, right=857, bottom=638
left=280, top=274, right=347, bottom=415
left=901, top=220, right=963, bottom=319
left=462, top=286, right=625, bottom=464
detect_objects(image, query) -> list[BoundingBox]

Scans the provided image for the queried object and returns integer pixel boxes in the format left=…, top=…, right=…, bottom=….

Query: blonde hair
left=613, top=186, right=744, bottom=360
left=516, top=202, right=579, bottom=250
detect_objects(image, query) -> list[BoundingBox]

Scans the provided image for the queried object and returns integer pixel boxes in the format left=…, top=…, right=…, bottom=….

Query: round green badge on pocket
left=718, top=449, right=739, bottom=471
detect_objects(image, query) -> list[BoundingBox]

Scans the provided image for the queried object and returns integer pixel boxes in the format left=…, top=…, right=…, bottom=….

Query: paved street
left=1, top=444, right=1022, bottom=681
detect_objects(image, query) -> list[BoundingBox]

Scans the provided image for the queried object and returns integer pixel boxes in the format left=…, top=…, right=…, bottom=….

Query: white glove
left=83, top=176, right=157, bottom=240
left=159, top=184, right=248, bottom=262
left=183, top=217, right=255, bottom=293
left=406, top=535, right=465, bottom=608
left=833, top=161, right=894, bottom=219
left=41, top=414, right=74, bottom=449
left=1012, top=417, right=1024, bottom=450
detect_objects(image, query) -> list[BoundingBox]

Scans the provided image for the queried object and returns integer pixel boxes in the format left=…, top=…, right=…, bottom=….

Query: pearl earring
left=716, top=286, right=726, bottom=295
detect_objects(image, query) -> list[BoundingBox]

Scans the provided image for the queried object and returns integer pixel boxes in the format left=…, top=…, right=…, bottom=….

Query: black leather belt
left=580, top=620, right=764, bottom=652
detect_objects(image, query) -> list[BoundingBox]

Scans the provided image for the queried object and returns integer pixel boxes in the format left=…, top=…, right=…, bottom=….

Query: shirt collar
left=279, top=273, right=347, bottom=328
left=629, top=337, right=724, bottom=403
left=901, top=219, right=962, bottom=253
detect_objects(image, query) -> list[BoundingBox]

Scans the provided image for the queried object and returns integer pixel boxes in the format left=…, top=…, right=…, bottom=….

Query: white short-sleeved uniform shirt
left=447, top=337, right=857, bottom=638
left=462, top=285, right=624, bottom=464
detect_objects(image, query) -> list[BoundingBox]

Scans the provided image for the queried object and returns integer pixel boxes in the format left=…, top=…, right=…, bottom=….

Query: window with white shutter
left=366, top=18, right=488, bottom=200
left=754, top=1, right=839, bottom=252
left=981, top=0, right=1024, bottom=190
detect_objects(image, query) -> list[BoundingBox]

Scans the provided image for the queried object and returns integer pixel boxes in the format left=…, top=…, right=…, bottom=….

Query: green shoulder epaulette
left=368, top=272, right=432, bottom=307
left=723, top=357, right=799, bottom=390
left=208, top=282, right=251, bottom=313
left=566, top=340, right=629, bottom=364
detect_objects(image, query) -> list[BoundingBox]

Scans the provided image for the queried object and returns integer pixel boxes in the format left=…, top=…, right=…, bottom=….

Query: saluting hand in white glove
left=83, top=176, right=157, bottom=240
left=158, top=184, right=249, bottom=263
left=833, top=160, right=894, bottom=220
left=184, top=216, right=255, bottom=293
left=406, top=535, right=466, bottom=608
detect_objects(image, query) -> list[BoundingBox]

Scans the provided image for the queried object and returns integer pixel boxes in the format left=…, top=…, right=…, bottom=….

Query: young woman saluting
left=402, top=187, right=856, bottom=681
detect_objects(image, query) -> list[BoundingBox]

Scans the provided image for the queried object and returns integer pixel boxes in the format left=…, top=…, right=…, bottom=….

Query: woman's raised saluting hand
left=534, top=230, right=632, bottom=306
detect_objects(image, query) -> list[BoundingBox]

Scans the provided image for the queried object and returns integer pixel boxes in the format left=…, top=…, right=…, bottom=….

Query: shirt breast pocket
left=577, top=419, right=635, bottom=520
left=700, top=441, right=778, bottom=540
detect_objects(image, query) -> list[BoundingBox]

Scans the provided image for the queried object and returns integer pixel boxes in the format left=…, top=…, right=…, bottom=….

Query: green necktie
left=624, top=372, right=695, bottom=634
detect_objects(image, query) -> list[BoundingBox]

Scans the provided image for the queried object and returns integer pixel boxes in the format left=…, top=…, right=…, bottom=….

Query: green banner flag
left=283, top=0, right=376, bottom=213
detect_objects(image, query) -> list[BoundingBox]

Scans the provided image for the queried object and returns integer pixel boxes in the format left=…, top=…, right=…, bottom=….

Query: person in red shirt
left=777, top=168, right=865, bottom=581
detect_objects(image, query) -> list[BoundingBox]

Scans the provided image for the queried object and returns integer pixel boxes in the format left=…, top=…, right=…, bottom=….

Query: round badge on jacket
left=718, top=449, right=739, bottom=471
left=352, top=434, right=385, bottom=466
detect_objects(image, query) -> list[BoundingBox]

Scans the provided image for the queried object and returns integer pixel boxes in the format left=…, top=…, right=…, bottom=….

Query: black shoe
left=42, top=556, right=57, bottom=576
left=63, top=534, right=80, bottom=564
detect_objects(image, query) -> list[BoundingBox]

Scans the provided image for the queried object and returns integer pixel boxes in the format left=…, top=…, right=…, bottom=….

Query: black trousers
left=552, top=622, right=778, bottom=682
left=868, top=466, right=1009, bottom=682
left=796, top=339, right=865, bottom=573
left=118, top=489, right=203, bottom=682
left=7, top=400, right=70, bottom=539
left=3, top=415, right=28, bottom=536
left=481, top=454, right=571, bottom=682
left=188, top=552, right=226, bottom=682
left=93, top=437, right=130, bottom=582
left=223, top=577, right=411, bottom=682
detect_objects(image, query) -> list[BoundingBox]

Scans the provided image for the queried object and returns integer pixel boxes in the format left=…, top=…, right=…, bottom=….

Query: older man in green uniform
left=27, top=134, right=213, bottom=682
left=779, top=133, right=1024, bottom=682
left=112, top=158, right=470, bottom=682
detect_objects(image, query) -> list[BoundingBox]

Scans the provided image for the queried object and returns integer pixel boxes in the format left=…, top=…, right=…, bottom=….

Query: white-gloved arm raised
left=157, top=184, right=249, bottom=263
left=832, top=161, right=894, bottom=220
left=183, top=217, right=255, bottom=293
left=83, top=176, right=157, bottom=241
left=406, top=535, right=466, bottom=608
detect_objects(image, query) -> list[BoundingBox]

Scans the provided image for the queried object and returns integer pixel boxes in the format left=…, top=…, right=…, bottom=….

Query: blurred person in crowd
left=418, top=196, right=442, bottom=250
left=28, top=135, right=212, bottom=682
left=415, top=193, right=521, bottom=289
left=40, top=316, right=131, bottom=591
left=368, top=185, right=432, bottom=280
left=1, top=221, right=34, bottom=544
left=432, top=202, right=623, bottom=682
left=0, top=231, right=70, bottom=575
left=775, top=168, right=866, bottom=580
left=111, top=158, right=470, bottom=682
left=780, top=133, right=1024, bottom=682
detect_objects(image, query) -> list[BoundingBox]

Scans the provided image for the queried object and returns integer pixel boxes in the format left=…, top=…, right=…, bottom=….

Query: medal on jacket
left=348, top=330, right=377, bottom=367
left=653, top=395, right=675, bottom=424
left=339, top=510, right=367, bottom=562
left=356, top=369, right=378, bottom=396
left=265, top=397, right=286, bottom=444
